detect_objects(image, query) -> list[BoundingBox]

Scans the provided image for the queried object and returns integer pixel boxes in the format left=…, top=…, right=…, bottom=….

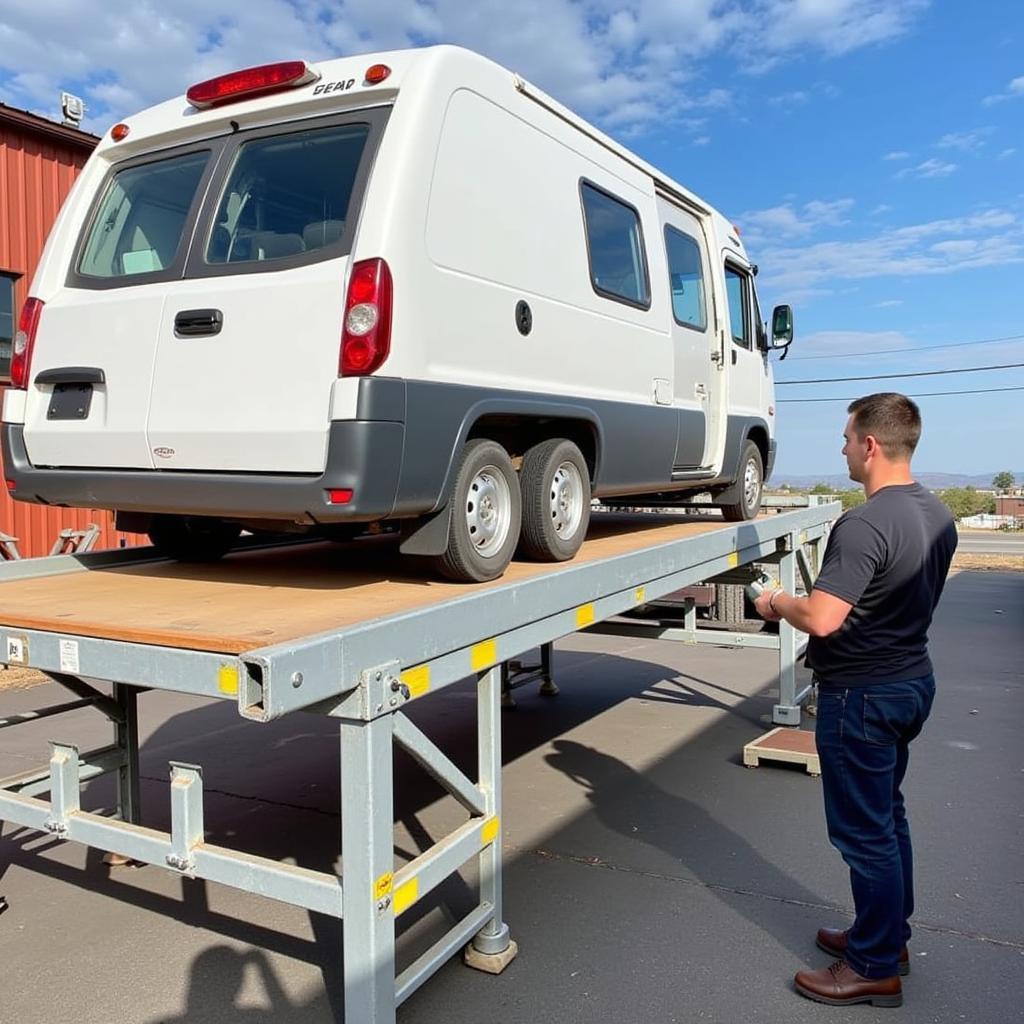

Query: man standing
left=754, top=393, right=957, bottom=1008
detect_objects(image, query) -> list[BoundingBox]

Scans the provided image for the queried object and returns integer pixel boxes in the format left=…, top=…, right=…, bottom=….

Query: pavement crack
left=138, top=773, right=340, bottom=819
left=520, top=845, right=1024, bottom=951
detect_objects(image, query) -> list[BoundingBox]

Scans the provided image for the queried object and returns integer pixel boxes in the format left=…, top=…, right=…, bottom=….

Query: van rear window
left=78, top=151, right=209, bottom=279
left=205, top=124, right=370, bottom=265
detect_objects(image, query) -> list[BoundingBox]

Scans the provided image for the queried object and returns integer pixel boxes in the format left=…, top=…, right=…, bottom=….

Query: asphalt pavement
left=0, top=569, right=1021, bottom=1023
left=955, top=531, right=1024, bottom=556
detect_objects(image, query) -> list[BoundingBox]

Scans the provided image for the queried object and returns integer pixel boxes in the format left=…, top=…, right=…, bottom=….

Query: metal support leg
left=472, top=666, right=511, bottom=955
left=773, top=538, right=801, bottom=726
left=538, top=642, right=558, bottom=696
left=112, top=684, right=141, bottom=825
left=341, top=714, right=396, bottom=1024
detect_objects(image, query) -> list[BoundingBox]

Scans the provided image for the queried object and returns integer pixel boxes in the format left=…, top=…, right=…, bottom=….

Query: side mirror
left=771, top=305, right=794, bottom=348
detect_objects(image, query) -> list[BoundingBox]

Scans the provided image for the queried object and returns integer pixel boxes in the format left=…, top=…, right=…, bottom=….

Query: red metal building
left=1, top=103, right=135, bottom=557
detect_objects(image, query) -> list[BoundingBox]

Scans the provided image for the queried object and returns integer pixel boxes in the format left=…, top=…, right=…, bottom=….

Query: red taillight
left=340, top=259, right=393, bottom=376
left=186, top=61, right=318, bottom=108
left=4, top=479, right=15, bottom=493
left=327, top=489, right=354, bottom=505
left=11, top=297, right=44, bottom=389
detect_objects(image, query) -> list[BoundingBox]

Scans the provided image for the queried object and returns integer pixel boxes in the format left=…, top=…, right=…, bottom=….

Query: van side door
left=657, top=198, right=715, bottom=469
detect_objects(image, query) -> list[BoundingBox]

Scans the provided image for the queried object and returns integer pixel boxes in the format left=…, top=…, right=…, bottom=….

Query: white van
left=3, top=46, right=793, bottom=581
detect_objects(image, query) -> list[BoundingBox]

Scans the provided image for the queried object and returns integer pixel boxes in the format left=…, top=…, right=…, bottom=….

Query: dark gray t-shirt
left=805, top=482, right=957, bottom=685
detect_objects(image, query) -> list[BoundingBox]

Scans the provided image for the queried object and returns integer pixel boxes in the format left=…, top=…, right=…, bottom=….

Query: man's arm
left=754, top=586, right=853, bottom=637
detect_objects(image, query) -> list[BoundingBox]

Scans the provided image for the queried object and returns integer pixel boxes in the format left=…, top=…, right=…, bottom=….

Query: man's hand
left=754, top=588, right=783, bottom=622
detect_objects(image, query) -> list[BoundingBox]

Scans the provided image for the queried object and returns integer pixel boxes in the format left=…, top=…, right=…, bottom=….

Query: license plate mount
left=47, top=384, right=93, bottom=421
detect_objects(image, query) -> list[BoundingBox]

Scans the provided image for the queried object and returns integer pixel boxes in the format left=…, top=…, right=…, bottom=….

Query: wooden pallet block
left=743, top=726, right=820, bottom=776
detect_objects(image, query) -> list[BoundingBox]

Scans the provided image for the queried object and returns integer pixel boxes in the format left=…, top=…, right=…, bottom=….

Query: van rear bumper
left=2, top=420, right=406, bottom=525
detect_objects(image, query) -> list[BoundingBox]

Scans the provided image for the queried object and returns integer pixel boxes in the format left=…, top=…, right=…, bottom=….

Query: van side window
left=0, top=273, right=16, bottom=380
left=580, top=182, right=650, bottom=308
left=724, top=265, right=751, bottom=349
left=78, top=151, right=210, bottom=279
left=664, top=227, right=707, bottom=331
left=206, top=124, right=370, bottom=265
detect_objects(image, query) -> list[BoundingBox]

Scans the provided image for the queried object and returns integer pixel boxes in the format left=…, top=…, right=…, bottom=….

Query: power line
left=777, top=385, right=1024, bottom=404
left=786, top=333, right=1024, bottom=361
left=777, top=361, right=1024, bottom=385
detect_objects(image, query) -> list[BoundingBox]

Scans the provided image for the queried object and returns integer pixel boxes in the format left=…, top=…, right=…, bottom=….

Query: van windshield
left=78, top=151, right=209, bottom=278
left=205, top=123, right=370, bottom=264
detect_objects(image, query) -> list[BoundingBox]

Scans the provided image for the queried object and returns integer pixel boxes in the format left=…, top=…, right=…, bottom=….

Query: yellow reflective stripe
left=727, top=551, right=739, bottom=568
left=471, top=639, right=498, bottom=672
left=401, top=665, right=431, bottom=698
left=394, top=878, right=419, bottom=916
left=575, top=604, right=595, bottom=628
left=481, top=816, right=500, bottom=846
left=217, top=665, right=239, bottom=696
left=635, top=587, right=646, bottom=604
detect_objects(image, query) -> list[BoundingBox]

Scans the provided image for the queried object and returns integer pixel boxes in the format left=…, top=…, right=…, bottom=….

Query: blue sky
left=1, top=0, right=1022, bottom=479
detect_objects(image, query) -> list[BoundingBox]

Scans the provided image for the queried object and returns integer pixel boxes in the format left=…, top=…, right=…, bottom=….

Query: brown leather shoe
left=816, top=927, right=910, bottom=976
left=795, top=960, right=903, bottom=1007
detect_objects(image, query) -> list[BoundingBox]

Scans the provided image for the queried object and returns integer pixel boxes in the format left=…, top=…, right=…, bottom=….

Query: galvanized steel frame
left=0, top=503, right=838, bottom=1024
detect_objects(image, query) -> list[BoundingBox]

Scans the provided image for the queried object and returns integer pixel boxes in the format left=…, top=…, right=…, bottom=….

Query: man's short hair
left=847, top=392, right=922, bottom=460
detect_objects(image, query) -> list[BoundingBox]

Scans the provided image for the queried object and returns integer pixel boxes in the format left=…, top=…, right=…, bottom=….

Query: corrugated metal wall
left=1, top=112, right=137, bottom=557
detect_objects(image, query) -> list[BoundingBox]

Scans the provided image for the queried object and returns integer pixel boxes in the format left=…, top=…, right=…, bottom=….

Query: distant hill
left=770, top=471, right=1024, bottom=491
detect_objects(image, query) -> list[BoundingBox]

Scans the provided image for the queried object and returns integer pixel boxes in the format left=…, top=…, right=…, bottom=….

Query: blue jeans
left=814, top=675, right=935, bottom=978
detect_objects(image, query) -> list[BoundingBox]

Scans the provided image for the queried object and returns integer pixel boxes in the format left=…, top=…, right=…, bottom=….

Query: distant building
left=995, top=496, right=1024, bottom=518
left=1, top=103, right=136, bottom=557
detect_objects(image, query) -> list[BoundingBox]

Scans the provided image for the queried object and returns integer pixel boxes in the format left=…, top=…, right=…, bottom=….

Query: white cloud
left=752, top=208, right=1024, bottom=295
left=935, top=128, right=993, bottom=151
left=998, top=148, right=1016, bottom=160
left=884, top=151, right=910, bottom=161
left=872, top=204, right=893, bottom=215
left=0, top=0, right=932, bottom=136
left=741, top=0, right=930, bottom=71
left=983, top=74, right=1024, bottom=105
left=693, top=135, right=711, bottom=146
left=768, top=90, right=809, bottom=105
left=895, top=158, right=957, bottom=179
left=739, top=197, right=855, bottom=246
left=876, top=299, right=903, bottom=307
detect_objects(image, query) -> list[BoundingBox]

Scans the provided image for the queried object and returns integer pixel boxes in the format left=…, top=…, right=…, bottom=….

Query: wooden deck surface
left=0, top=514, right=735, bottom=655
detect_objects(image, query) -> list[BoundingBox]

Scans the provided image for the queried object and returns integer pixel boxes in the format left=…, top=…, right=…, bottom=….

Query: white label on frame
left=6, top=637, right=25, bottom=664
left=59, top=639, right=80, bottom=674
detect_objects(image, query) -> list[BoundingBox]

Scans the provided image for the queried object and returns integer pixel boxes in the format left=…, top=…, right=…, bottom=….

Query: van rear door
left=145, top=115, right=383, bottom=474
left=22, top=147, right=214, bottom=469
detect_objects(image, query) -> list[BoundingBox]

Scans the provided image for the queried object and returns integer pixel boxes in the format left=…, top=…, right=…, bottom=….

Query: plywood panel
left=0, top=515, right=732, bottom=654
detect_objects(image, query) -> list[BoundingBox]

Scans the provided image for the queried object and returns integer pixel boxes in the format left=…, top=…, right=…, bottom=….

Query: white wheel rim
left=550, top=461, right=584, bottom=539
left=465, top=465, right=512, bottom=558
left=743, top=457, right=761, bottom=510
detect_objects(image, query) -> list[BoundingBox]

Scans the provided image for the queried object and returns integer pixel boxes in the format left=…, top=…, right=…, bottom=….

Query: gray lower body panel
left=3, top=379, right=763, bottom=524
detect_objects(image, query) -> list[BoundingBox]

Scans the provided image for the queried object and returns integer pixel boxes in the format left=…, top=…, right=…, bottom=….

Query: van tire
left=518, top=439, right=592, bottom=561
left=148, top=515, right=242, bottom=563
left=720, top=441, right=763, bottom=522
left=431, top=439, right=521, bottom=583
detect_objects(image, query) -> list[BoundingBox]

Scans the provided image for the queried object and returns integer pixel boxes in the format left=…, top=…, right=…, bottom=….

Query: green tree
left=810, top=482, right=833, bottom=494
left=939, top=486, right=990, bottom=521
left=992, top=471, right=1015, bottom=492
left=839, top=489, right=866, bottom=510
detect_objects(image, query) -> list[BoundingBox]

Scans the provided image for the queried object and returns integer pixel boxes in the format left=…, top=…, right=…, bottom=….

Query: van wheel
left=432, top=440, right=521, bottom=582
left=518, top=439, right=592, bottom=561
left=148, top=515, right=242, bottom=563
left=720, top=441, right=763, bottom=522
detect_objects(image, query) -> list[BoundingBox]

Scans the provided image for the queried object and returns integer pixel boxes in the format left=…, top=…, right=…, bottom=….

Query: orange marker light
left=365, top=64, right=392, bottom=85
left=111, top=123, right=130, bottom=141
